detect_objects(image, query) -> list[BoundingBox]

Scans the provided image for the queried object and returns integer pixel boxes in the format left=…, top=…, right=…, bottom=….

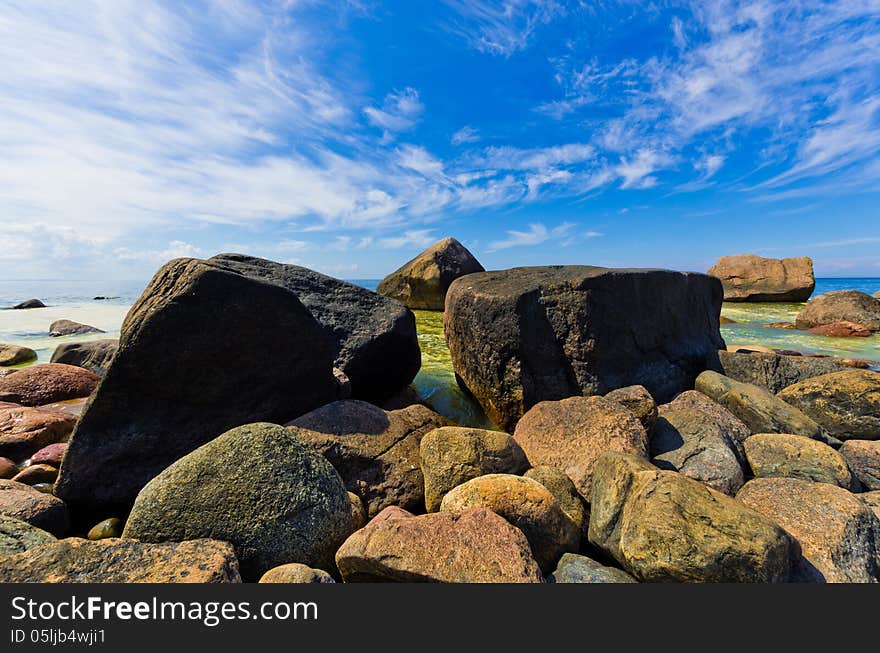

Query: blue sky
left=1, top=0, right=879, bottom=280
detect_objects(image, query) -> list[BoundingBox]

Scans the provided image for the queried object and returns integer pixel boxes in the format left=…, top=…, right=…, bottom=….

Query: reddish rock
left=0, top=405, right=77, bottom=461
left=0, top=364, right=98, bottom=407
left=30, top=443, right=67, bottom=467
left=0, top=479, right=69, bottom=536
left=795, top=290, right=880, bottom=332
left=38, top=397, right=89, bottom=418
left=336, top=506, right=544, bottom=583
left=12, top=464, right=58, bottom=486
left=708, top=254, right=814, bottom=302
left=807, top=321, right=873, bottom=337
left=0, top=457, right=16, bottom=479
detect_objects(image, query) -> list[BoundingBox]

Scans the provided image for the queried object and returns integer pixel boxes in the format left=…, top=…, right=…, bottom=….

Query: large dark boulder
left=377, top=237, right=484, bottom=310
left=444, top=266, right=724, bottom=431
left=708, top=254, right=814, bottom=302
left=209, top=254, right=420, bottom=403
left=50, top=340, right=118, bottom=376
left=55, top=258, right=338, bottom=519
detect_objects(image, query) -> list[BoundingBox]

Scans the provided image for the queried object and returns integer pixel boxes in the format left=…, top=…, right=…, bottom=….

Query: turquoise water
left=1, top=277, right=877, bottom=427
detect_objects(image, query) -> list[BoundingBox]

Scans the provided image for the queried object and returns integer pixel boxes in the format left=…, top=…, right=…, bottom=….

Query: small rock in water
left=259, top=563, right=335, bottom=584
left=48, top=319, right=105, bottom=337
left=12, top=464, right=58, bottom=486
left=795, top=290, right=880, bottom=332
left=807, top=321, right=873, bottom=337
left=12, top=299, right=45, bottom=310
left=0, top=345, right=37, bottom=367
left=763, top=322, right=797, bottom=330
left=92, top=296, right=118, bottom=301
left=719, top=316, right=737, bottom=324
left=87, top=517, right=123, bottom=540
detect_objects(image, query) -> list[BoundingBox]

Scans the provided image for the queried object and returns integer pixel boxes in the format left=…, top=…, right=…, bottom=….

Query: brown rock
left=335, top=506, right=543, bottom=583
left=0, top=479, right=69, bottom=536
left=763, top=322, right=797, bottom=330
left=863, top=492, right=880, bottom=521
left=12, top=464, right=58, bottom=486
left=589, top=453, right=800, bottom=582
left=377, top=237, right=485, bottom=311
left=795, top=290, right=880, bottom=332
left=0, top=457, right=16, bottom=479
left=839, top=440, right=880, bottom=491
left=259, top=563, right=335, bottom=584
left=777, top=370, right=880, bottom=441
left=513, top=395, right=648, bottom=499
left=0, top=405, right=76, bottom=461
left=0, top=344, right=37, bottom=367
left=523, top=466, right=588, bottom=538
left=440, top=474, right=579, bottom=573
left=420, top=426, right=528, bottom=511
left=287, top=400, right=449, bottom=516
left=604, top=385, right=657, bottom=431
left=29, top=442, right=68, bottom=467
left=0, top=364, right=98, bottom=407
left=38, top=397, right=88, bottom=418
left=348, top=492, right=367, bottom=531
left=719, top=316, right=737, bottom=324
left=718, top=350, right=848, bottom=394
left=49, top=319, right=105, bottom=337
left=737, top=477, right=880, bottom=583
left=708, top=254, right=814, bottom=302
left=744, top=434, right=857, bottom=490
left=807, top=321, right=873, bottom=337
left=0, top=538, right=242, bottom=583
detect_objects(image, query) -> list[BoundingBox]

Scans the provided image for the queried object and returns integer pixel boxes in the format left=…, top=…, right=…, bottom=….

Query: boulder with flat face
left=588, top=453, right=800, bottom=582
left=707, top=254, right=814, bottom=302
left=122, top=423, right=354, bottom=581
left=55, top=258, right=338, bottom=519
left=777, top=370, right=880, bottom=441
left=445, top=266, right=724, bottom=432
left=50, top=340, right=118, bottom=376
left=795, top=290, right=880, bottom=332
left=287, top=400, right=449, bottom=516
left=0, top=538, right=242, bottom=583
left=335, top=506, right=544, bottom=583
left=737, top=477, right=880, bottom=583
left=744, top=433, right=858, bottom=490
left=718, top=350, right=848, bottom=394
left=377, top=237, right=485, bottom=311
left=208, top=254, right=420, bottom=403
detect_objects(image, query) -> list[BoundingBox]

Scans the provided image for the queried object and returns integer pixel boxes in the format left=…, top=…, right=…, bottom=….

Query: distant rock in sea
left=49, top=319, right=105, bottom=337
left=708, top=254, right=814, bottom=302
left=12, top=299, right=45, bottom=310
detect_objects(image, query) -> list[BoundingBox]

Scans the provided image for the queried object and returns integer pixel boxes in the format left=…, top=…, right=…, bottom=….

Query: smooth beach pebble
left=29, top=443, right=67, bottom=467
left=87, top=517, right=123, bottom=540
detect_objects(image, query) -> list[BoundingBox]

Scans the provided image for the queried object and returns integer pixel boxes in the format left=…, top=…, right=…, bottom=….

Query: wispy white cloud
left=442, top=0, right=565, bottom=56
left=487, top=221, right=574, bottom=251
left=451, top=126, right=480, bottom=145
left=363, top=87, right=424, bottom=140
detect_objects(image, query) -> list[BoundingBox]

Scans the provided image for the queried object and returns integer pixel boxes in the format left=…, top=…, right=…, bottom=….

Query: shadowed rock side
left=708, top=254, right=815, bottom=302
left=50, top=340, right=118, bottom=376
left=444, top=266, right=724, bottom=431
left=55, top=258, right=338, bottom=519
left=209, top=253, right=421, bottom=402
left=718, top=350, right=848, bottom=394
left=377, top=237, right=485, bottom=310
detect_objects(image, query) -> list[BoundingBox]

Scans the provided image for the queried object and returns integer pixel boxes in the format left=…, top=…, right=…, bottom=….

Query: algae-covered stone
left=420, top=426, right=528, bottom=511
left=0, top=538, right=242, bottom=583
left=0, top=514, right=56, bottom=555
left=259, top=563, right=335, bottom=584
left=744, top=434, right=857, bottom=490
left=513, top=395, right=648, bottom=499
left=440, top=473, right=579, bottom=573
left=695, top=371, right=832, bottom=443
left=335, top=506, right=543, bottom=583
left=777, top=370, right=880, bottom=441
left=840, top=441, right=880, bottom=491
left=87, top=517, right=123, bottom=540
left=122, top=423, right=353, bottom=581
left=605, top=385, right=658, bottom=431
left=737, top=477, right=880, bottom=583
left=523, top=466, right=588, bottom=537
left=588, top=453, right=800, bottom=582
left=548, top=553, right=637, bottom=583
left=288, top=400, right=448, bottom=516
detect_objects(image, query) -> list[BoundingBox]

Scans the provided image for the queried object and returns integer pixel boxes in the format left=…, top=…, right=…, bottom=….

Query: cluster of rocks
left=1, top=246, right=878, bottom=584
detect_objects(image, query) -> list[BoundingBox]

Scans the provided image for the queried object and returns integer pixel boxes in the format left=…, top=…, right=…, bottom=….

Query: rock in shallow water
left=737, top=477, right=880, bottom=583
left=707, top=254, right=814, bottom=302
left=208, top=253, right=421, bottom=403
left=588, top=453, right=800, bottom=582
left=513, top=395, right=648, bottom=500
left=807, top=321, right=873, bottom=337
left=335, top=506, right=544, bottom=583
left=420, top=426, right=528, bottom=512
left=49, top=319, right=105, bottom=337
left=55, top=257, right=338, bottom=519
left=50, top=340, right=118, bottom=376
left=0, top=344, right=37, bottom=367
left=12, top=299, right=45, bottom=310
left=777, top=370, right=880, bottom=441
left=377, top=237, right=485, bottom=311
left=795, top=290, right=880, bottom=332
left=0, top=364, right=98, bottom=407
left=444, top=266, right=724, bottom=432
left=0, top=538, right=242, bottom=583
left=122, top=423, right=353, bottom=581
left=287, top=400, right=449, bottom=516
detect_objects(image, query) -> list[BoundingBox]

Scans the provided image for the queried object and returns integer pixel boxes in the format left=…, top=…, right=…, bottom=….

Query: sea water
left=1, top=277, right=878, bottom=427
